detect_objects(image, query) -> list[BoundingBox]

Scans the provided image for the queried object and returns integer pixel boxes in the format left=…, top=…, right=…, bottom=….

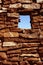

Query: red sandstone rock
left=0, top=52, right=7, bottom=60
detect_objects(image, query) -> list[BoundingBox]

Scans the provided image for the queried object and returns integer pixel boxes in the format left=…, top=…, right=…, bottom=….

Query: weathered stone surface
left=32, top=23, right=39, bottom=29
left=3, top=4, right=9, bottom=8
left=22, top=3, right=40, bottom=9
left=0, top=10, right=7, bottom=13
left=18, top=0, right=32, bottom=3
left=0, top=0, right=2, bottom=3
left=0, top=5, right=1, bottom=9
left=4, top=32, right=19, bottom=37
left=32, top=16, right=43, bottom=22
left=20, top=54, right=39, bottom=57
left=0, top=24, right=5, bottom=29
left=7, top=13, right=19, bottom=18
left=3, top=42, right=17, bottom=46
left=19, top=33, right=38, bottom=38
left=0, top=52, right=7, bottom=60
left=3, top=1, right=10, bottom=4
left=11, top=0, right=17, bottom=3
left=37, top=0, right=43, bottom=3
left=0, top=10, right=3, bottom=13
left=9, top=3, right=21, bottom=8
left=2, top=60, right=12, bottom=65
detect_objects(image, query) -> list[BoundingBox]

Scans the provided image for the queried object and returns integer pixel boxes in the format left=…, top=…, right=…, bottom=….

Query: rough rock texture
left=0, top=0, right=43, bottom=65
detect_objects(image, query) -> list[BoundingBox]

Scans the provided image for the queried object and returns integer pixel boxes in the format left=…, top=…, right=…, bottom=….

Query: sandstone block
left=22, top=43, right=40, bottom=47
left=42, top=4, right=43, bottom=8
left=10, top=19, right=19, bottom=23
left=19, top=33, right=38, bottom=38
left=7, top=50, right=21, bottom=54
left=0, top=24, right=5, bottom=29
left=2, top=60, right=12, bottom=65
left=0, top=52, right=7, bottom=60
left=0, top=5, right=1, bottom=9
left=0, top=10, right=7, bottom=13
left=4, top=32, right=19, bottom=37
left=37, top=0, right=43, bottom=3
left=32, top=23, right=39, bottom=29
left=7, top=13, right=19, bottom=18
left=3, top=4, right=9, bottom=8
left=5, top=24, right=18, bottom=27
left=3, top=0, right=10, bottom=4
left=22, top=3, right=40, bottom=9
left=32, top=16, right=43, bottom=22
left=11, top=0, right=17, bottom=3
left=9, top=57, right=19, bottom=61
left=0, top=32, right=4, bottom=37
left=20, top=61, right=30, bottom=65
left=3, top=42, right=17, bottom=47
left=20, top=54, right=39, bottom=57
left=23, top=57, right=41, bottom=61
left=0, top=0, right=2, bottom=3
left=18, top=0, right=32, bottom=3
left=40, top=9, right=43, bottom=13
left=0, top=10, right=3, bottom=13
left=0, top=28, right=10, bottom=32
left=40, top=25, right=43, bottom=30
left=9, top=3, right=21, bottom=8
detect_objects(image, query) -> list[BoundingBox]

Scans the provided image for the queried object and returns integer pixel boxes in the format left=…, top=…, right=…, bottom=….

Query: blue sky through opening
left=18, top=15, right=31, bottom=29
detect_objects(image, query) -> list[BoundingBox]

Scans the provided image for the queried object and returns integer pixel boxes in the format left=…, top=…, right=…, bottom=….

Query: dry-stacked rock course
left=0, top=0, right=43, bottom=65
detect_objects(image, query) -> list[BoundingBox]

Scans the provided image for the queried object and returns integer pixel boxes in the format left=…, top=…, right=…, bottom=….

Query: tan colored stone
left=20, top=54, right=39, bottom=57
left=0, top=10, right=7, bottom=13
left=4, top=32, right=19, bottom=37
left=3, top=42, right=17, bottom=46
left=0, top=0, right=2, bottom=3
left=10, top=57, right=19, bottom=61
left=9, top=3, right=21, bottom=8
left=18, top=0, right=32, bottom=3
left=22, top=3, right=40, bottom=9
left=7, top=50, right=21, bottom=54
left=10, top=19, right=18, bottom=23
left=9, top=32, right=19, bottom=37
left=23, top=57, right=41, bottom=61
left=22, top=43, right=40, bottom=47
left=19, top=33, right=38, bottom=38
left=32, top=16, right=43, bottom=22
left=2, top=7, right=7, bottom=11
left=3, top=0, right=10, bottom=4
left=0, top=52, right=7, bottom=59
left=11, top=0, right=17, bottom=3
left=4, top=32, right=11, bottom=37
left=0, top=5, right=1, bottom=9
left=37, top=0, right=43, bottom=3
left=2, top=60, right=12, bottom=65
left=0, top=28, right=10, bottom=33
left=0, top=24, right=5, bottom=29
left=0, top=10, right=3, bottom=13
left=20, top=61, right=30, bottom=65
left=7, top=13, right=19, bottom=18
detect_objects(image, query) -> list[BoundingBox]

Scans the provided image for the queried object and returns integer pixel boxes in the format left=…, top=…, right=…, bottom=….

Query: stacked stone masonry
left=0, top=0, right=43, bottom=65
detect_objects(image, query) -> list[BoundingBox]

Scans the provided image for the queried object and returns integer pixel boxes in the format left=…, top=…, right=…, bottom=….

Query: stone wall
left=0, top=0, right=43, bottom=65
